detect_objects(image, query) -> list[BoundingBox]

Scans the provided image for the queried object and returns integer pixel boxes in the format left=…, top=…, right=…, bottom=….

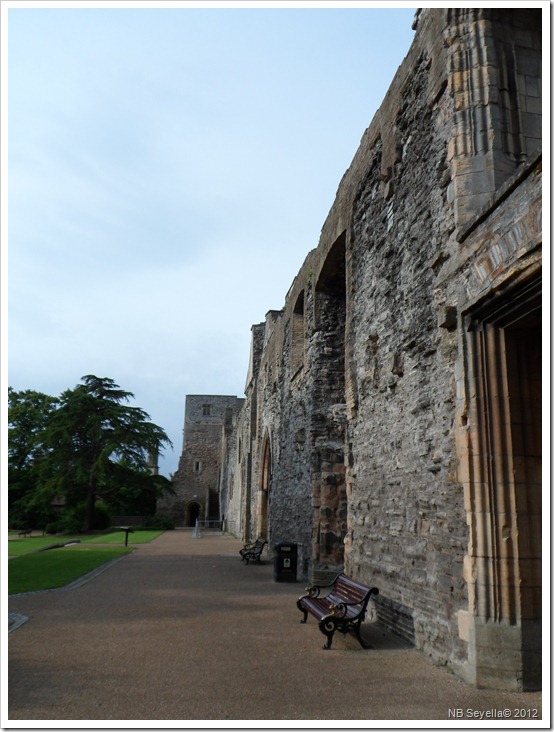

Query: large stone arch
left=310, top=231, right=348, bottom=582
left=258, top=431, right=271, bottom=540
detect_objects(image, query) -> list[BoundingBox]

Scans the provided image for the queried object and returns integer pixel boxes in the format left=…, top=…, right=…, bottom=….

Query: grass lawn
left=8, top=530, right=164, bottom=558
left=8, top=545, right=133, bottom=595
left=8, top=530, right=163, bottom=594
left=84, top=530, right=164, bottom=544
left=8, top=536, right=82, bottom=557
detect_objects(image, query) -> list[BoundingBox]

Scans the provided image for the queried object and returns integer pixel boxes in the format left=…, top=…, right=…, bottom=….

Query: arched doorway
left=185, top=501, right=202, bottom=527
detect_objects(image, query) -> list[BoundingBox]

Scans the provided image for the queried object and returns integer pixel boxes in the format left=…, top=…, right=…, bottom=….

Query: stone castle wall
left=166, top=8, right=542, bottom=691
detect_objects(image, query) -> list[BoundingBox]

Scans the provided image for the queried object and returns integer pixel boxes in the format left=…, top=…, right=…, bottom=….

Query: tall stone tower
left=157, top=395, right=244, bottom=527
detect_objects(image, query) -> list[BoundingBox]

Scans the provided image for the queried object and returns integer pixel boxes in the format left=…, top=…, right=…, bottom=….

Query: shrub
left=58, top=513, right=84, bottom=534
left=52, top=502, right=113, bottom=534
left=91, top=502, right=112, bottom=530
left=44, top=521, right=63, bottom=535
left=8, top=501, right=58, bottom=533
left=142, top=514, right=174, bottom=530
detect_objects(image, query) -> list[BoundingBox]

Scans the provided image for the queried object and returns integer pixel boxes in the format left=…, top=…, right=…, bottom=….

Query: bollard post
left=119, top=526, right=134, bottom=546
left=193, top=519, right=201, bottom=538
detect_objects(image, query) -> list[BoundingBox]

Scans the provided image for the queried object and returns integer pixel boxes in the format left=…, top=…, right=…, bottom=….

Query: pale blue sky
left=6, top=3, right=417, bottom=475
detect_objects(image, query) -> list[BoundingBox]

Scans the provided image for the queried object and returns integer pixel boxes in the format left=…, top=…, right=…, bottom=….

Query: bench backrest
left=328, top=574, right=373, bottom=607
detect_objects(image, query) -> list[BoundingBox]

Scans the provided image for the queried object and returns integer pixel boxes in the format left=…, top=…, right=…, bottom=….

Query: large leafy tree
left=19, top=375, right=172, bottom=530
left=8, top=387, right=59, bottom=512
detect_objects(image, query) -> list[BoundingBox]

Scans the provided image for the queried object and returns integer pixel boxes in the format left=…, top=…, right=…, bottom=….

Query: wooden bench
left=239, top=537, right=267, bottom=564
left=297, top=572, right=379, bottom=649
left=18, top=529, right=32, bottom=537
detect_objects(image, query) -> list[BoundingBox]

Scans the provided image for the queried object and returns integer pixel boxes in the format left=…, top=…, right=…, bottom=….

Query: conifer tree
left=28, top=375, right=171, bottom=530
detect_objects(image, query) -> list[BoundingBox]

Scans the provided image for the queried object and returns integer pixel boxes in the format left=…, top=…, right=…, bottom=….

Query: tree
left=34, top=375, right=172, bottom=530
left=8, top=388, right=59, bottom=520
left=100, top=458, right=171, bottom=517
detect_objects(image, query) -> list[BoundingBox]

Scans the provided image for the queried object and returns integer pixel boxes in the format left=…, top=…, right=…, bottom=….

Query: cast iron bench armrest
left=302, top=577, right=337, bottom=599
left=296, top=572, right=379, bottom=650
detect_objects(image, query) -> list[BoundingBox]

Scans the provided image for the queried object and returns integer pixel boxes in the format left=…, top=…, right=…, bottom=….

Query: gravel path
left=7, top=530, right=543, bottom=723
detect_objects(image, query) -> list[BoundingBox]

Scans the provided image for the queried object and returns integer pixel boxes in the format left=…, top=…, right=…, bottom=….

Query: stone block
left=457, top=608, right=471, bottom=642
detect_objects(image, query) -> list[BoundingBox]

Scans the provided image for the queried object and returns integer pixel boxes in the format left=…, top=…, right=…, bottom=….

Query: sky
left=4, top=1, right=417, bottom=476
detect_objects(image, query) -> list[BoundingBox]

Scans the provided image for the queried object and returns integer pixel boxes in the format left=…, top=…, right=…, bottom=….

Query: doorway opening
left=464, top=274, right=541, bottom=690
left=185, top=501, right=202, bottom=528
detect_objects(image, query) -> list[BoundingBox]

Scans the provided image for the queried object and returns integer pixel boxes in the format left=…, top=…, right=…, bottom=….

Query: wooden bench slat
left=330, top=585, right=365, bottom=602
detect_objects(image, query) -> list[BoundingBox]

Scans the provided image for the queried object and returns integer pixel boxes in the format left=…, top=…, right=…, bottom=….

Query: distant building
left=157, top=395, right=244, bottom=528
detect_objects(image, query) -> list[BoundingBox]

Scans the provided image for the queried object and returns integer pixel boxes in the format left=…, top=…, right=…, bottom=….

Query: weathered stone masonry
left=158, top=395, right=244, bottom=527
left=161, top=8, right=542, bottom=692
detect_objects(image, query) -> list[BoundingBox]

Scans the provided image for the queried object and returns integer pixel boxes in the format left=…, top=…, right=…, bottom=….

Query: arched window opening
left=291, top=291, right=305, bottom=378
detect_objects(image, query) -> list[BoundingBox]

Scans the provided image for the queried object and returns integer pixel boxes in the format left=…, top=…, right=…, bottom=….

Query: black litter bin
left=273, top=541, right=297, bottom=582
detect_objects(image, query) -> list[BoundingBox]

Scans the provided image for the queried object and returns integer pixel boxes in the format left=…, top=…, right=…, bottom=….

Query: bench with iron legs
left=239, top=537, right=267, bottom=564
left=297, top=572, right=379, bottom=650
